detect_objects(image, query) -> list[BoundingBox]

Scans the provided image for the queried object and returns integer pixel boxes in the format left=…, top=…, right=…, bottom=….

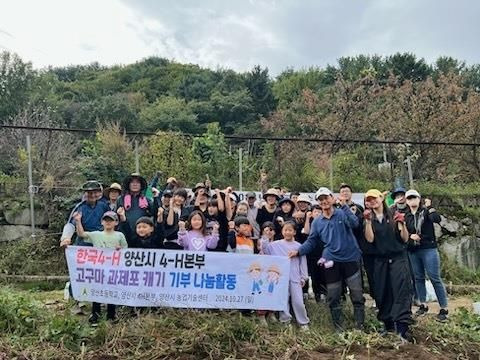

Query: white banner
left=66, top=247, right=290, bottom=310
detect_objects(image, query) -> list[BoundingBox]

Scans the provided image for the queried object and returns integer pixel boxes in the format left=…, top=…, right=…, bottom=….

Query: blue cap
left=391, top=187, right=406, bottom=200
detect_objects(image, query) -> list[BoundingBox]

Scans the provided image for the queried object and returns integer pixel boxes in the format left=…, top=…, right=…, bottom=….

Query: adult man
left=60, top=181, right=110, bottom=246
left=289, top=187, right=365, bottom=331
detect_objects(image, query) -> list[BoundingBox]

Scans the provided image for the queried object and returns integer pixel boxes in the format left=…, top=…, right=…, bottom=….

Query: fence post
left=135, top=140, right=140, bottom=173
left=26, top=135, right=35, bottom=237
left=406, top=155, right=414, bottom=188
left=238, top=148, right=243, bottom=191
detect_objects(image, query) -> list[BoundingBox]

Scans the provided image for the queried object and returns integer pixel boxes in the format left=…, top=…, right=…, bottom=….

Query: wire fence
left=1, top=124, right=480, bottom=240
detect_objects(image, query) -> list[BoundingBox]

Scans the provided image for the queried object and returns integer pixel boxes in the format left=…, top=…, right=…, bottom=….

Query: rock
left=4, top=208, right=49, bottom=226
left=461, top=217, right=473, bottom=226
left=440, top=215, right=461, bottom=236
left=0, top=225, right=45, bottom=242
left=434, top=223, right=443, bottom=239
left=440, top=236, right=480, bottom=270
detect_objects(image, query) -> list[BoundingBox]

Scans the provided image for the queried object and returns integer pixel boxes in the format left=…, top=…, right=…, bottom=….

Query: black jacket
left=405, top=207, right=441, bottom=251
left=119, top=221, right=164, bottom=249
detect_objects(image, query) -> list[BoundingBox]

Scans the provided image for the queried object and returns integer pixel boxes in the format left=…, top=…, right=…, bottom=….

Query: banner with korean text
left=66, top=247, right=290, bottom=310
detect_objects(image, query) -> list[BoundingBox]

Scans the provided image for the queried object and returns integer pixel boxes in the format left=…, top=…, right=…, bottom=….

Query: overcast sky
left=1, top=0, right=479, bottom=75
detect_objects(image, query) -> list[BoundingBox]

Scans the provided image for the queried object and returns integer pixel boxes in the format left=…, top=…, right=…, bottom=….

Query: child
left=273, top=198, right=295, bottom=240
left=257, top=221, right=278, bottom=324
left=117, top=206, right=165, bottom=248
left=258, top=221, right=275, bottom=254
left=235, top=201, right=249, bottom=217
left=228, top=216, right=257, bottom=254
left=261, top=221, right=310, bottom=330
left=60, top=211, right=128, bottom=324
left=177, top=210, right=219, bottom=251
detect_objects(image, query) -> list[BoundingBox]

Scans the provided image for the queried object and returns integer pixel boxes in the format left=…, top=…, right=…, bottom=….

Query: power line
left=1, top=124, right=479, bottom=147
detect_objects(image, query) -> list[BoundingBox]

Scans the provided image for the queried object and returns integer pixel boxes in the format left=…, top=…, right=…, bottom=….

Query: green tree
left=0, top=51, right=36, bottom=122
left=244, top=65, right=276, bottom=117
left=140, top=131, right=194, bottom=183
left=190, top=123, right=236, bottom=187
left=139, top=96, right=199, bottom=133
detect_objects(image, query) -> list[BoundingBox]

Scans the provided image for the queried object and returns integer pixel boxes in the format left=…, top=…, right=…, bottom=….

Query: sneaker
left=267, top=313, right=278, bottom=323
left=437, top=309, right=448, bottom=322
left=88, top=313, right=99, bottom=326
left=414, top=304, right=429, bottom=317
left=395, top=322, right=414, bottom=343
left=299, top=324, right=310, bottom=331
left=303, top=293, right=309, bottom=301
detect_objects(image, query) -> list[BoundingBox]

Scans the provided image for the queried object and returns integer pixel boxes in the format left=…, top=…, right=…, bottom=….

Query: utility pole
left=26, top=136, right=36, bottom=237
left=238, top=148, right=243, bottom=191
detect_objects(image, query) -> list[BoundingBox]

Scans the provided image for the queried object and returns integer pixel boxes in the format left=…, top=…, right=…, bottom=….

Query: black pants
left=373, top=254, right=413, bottom=328
left=325, top=261, right=365, bottom=329
left=362, top=254, right=376, bottom=298
left=303, top=254, right=327, bottom=296
left=92, top=302, right=116, bottom=320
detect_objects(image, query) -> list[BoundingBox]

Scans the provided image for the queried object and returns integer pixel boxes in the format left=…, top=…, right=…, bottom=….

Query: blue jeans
left=408, top=248, right=448, bottom=308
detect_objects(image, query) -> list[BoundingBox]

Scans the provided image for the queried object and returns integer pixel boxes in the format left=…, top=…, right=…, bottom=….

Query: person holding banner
left=60, top=210, right=128, bottom=324
left=262, top=221, right=310, bottom=330
left=288, top=187, right=365, bottom=331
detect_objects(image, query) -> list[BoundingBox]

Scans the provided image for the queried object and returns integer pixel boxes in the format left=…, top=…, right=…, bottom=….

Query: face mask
left=397, top=203, right=407, bottom=210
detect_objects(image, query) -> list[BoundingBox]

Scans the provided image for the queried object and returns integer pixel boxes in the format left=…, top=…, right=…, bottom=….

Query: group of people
left=59, top=173, right=449, bottom=342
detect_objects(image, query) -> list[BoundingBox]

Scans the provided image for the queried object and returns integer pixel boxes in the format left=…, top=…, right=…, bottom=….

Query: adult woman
left=405, top=190, right=448, bottom=322
left=363, top=189, right=413, bottom=341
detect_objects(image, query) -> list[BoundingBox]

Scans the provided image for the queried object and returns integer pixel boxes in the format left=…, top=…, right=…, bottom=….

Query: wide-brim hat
left=193, top=182, right=206, bottom=193
left=263, top=188, right=280, bottom=200
left=104, top=182, right=122, bottom=197
left=123, top=173, right=147, bottom=192
left=82, top=180, right=102, bottom=192
left=296, top=194, right=312, bottom=205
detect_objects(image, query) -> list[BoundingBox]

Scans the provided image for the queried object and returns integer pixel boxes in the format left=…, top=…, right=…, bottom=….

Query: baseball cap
left=246, top=191, right=256, bottom=199
left=365, top=189, right=383, bottom=199
left=405, top=189, right=421, bottom=199
left=102, top=211, right=118, bottom=221
left=315, top=187, right=332, bottom=199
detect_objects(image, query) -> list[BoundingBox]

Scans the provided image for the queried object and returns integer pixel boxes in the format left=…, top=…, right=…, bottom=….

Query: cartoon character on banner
left=266, top=264, right=281, bottom=294
left=247, top=262, right=263, bottom=295
left=247, top=262, right=282, bottom=295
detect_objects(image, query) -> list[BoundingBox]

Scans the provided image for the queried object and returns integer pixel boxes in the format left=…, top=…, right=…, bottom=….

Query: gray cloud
left=120, top=0, right=480, bottom=75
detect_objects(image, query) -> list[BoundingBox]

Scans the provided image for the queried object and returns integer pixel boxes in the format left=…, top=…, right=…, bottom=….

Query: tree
left=0, top=52, right=36, bottom=122
left=190, top=123, right=236, bottom=187
left=209, top=90, right=255, bottom=134
left=372, top=73, right=472, bottom=181
left=244, top=65, right=276, bottom=117
left=139, top=96, right=199, bottom=133
left=77, top=123, right=135, bottom=184
left=140, top=131, right=194, bottom=183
